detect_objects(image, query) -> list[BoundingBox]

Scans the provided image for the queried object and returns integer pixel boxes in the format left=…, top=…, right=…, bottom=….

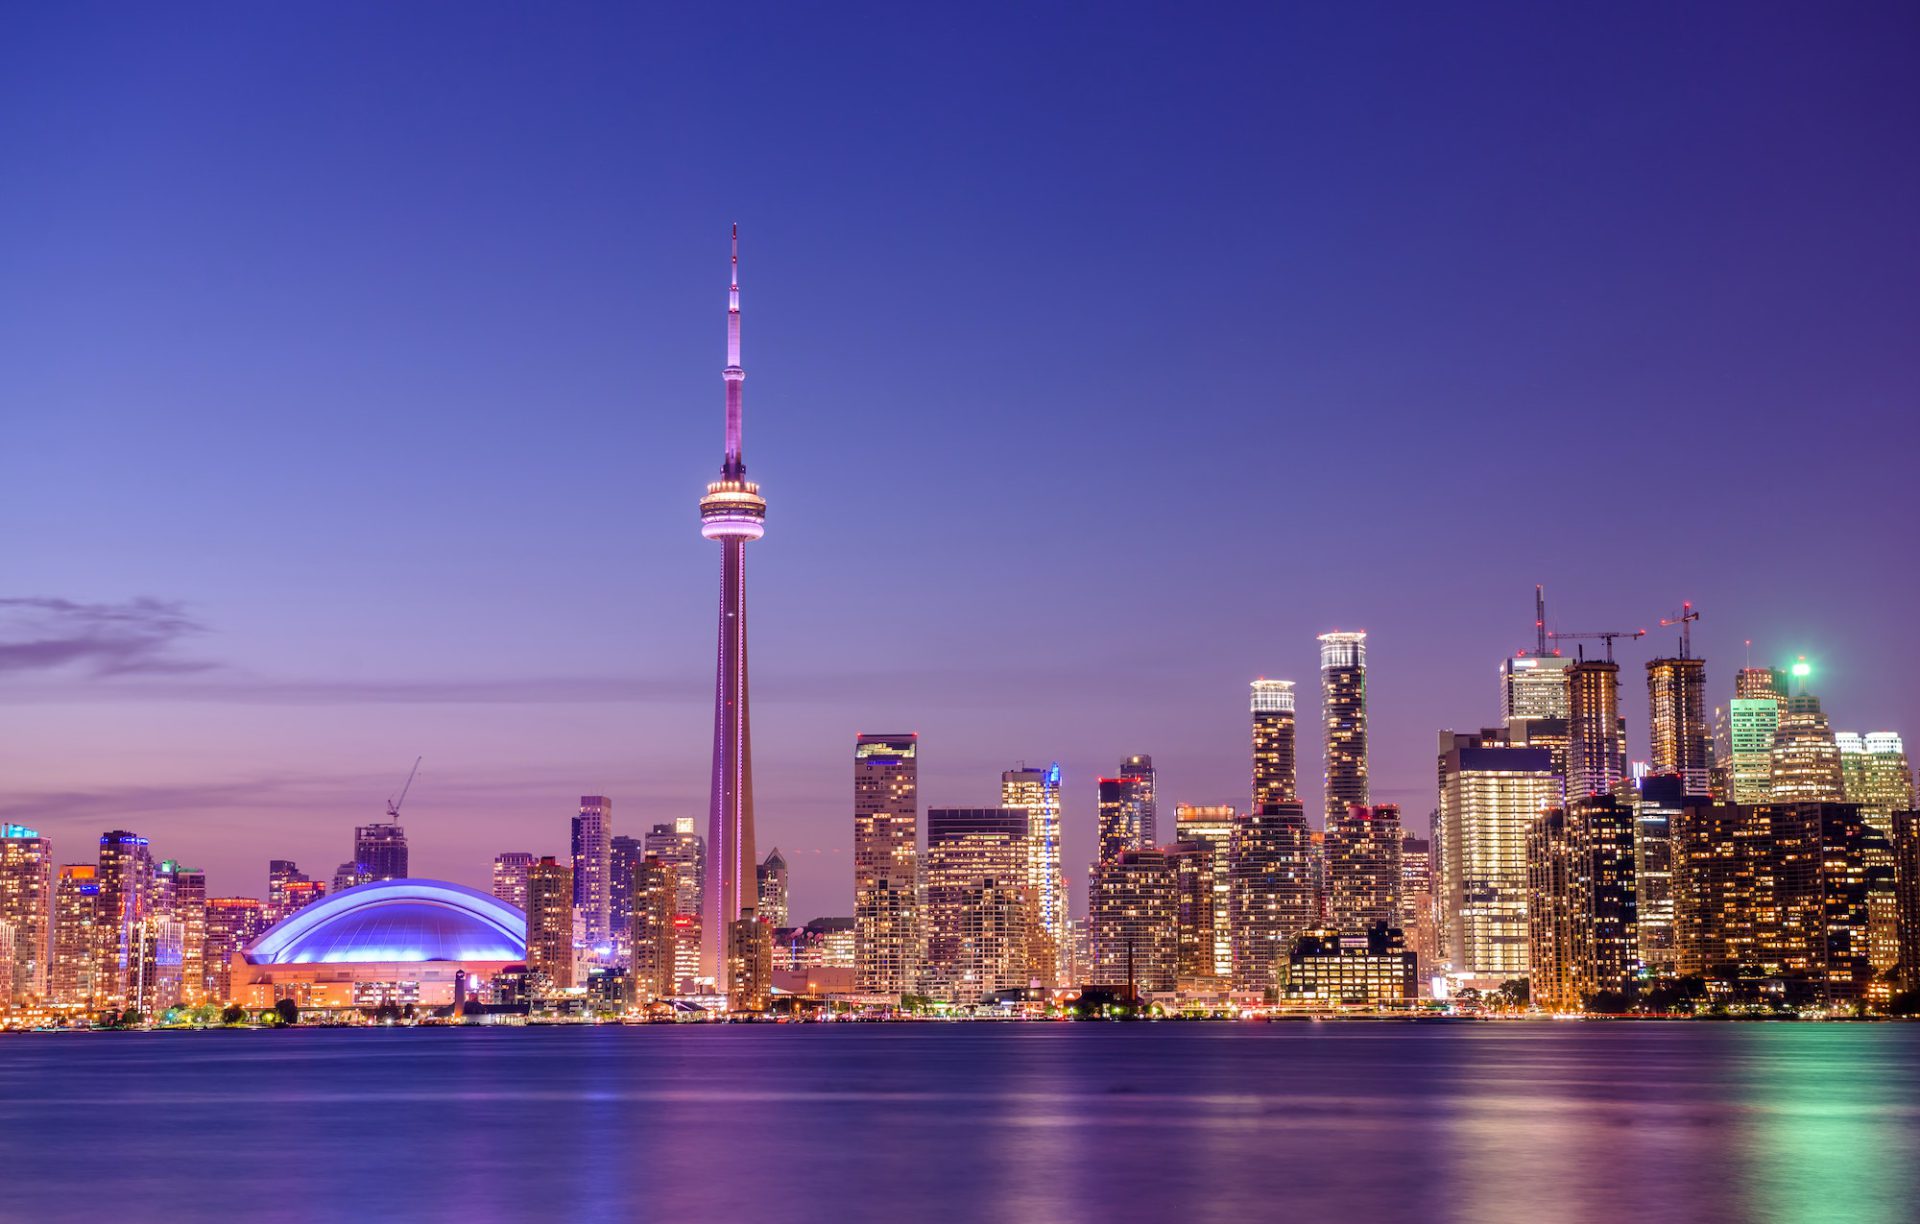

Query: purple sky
left=3, top=5, right=1916, bottom=923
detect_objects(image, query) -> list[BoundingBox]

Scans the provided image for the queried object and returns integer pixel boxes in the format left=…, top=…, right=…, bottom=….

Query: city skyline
left=4, top=7, right=1919, bottom=927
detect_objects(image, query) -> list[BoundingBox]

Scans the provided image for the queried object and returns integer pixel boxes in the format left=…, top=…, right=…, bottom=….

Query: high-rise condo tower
left=700, top=227, right=767, bottom=990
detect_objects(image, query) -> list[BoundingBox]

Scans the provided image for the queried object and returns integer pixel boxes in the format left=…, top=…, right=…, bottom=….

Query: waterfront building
left=353, top=823, right=409, bottom=883
left=1646, top=655, right=1710, bottom=798
left=609, top=837, right=643, bottom=947
left=50, top=866, right=101, bottom=1007
left=1326, top=805, right=1402, bottom=933
left=0, top=825, right=53, bottom=1004
left=0, top=922, right=12, bottom=1004
left=526, top=857, right=575, bottom=993
left=267, top=860, right=313, bottom=922
left=1279, top=925, right=1417, bottom=1007
left=854, top=734, right=920, bottom=997
left=780, top=917, right=857, bottom=971
left=756, top=848, right=789, bottom=929
left=1632, top=775, right=1682, bottom=971
left=1251, top=679, right=1298, bottom=808
left=1229, top=802, right=1314, bottom=994
left=571, top=796, right=613, bottom=951
left=159, top=862, right=208, bottom=1006
left=1399, top=835, right=1436, bottom=982
left=1728, top=697, right=1780, bottom=804
left=202, top=897, right=266, bottom=1003
left=698, top=229, right=767, bottom=992
left=331, top=862, right=366, bottom=893
left=1119, top=754, right=1158, bottom=848
left=1895, top=811, right=1920, bottom=992
left=1770, top=695, right=1845, bottom=803
left=630, top=855, right=678, bottom=1003
left=1672, top=802, right=1873, bottom=1004
left=923, top=807, right=1030, bottom=1004
left=1837, top=733, right=1915, bottom=831
left=646, top=819, right=706, bottom=984
left=1318, top=633, right=1370, bottom=826
left=1169, top=842, right=1219, bottom=984
left=1433, top=730, right=1557, bottom=986
left=1088, top=847, right=1179, bottom=996
left=138, top=914, right=186, bottom=1016
left=229, top=880, right=527, bottom=1011
left=1525, top=796, right=1638, bottom=1011
left=726, top=913, right=773, bottom=1013
left=1567, top=660, right=1625, bottom=798
left=95, top=830, right=154, bottom=1008
left=1001, top=763, right=1064, bottom=980
left=282, top=880, right=327, bottom=919
left=1175, top=804, right=1236, bottom=978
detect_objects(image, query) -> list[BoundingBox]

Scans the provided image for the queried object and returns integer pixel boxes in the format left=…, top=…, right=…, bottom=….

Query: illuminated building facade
left=1525, top=796, right=1637, bottom=1011
left=1399, top=835, right=1436, bottom=981
left=1567, top=660, right=1624, bottom=798
left=1326, top=804, right=1402, bottom=932
left=1770, top=694, right=1845, bottom=803
left=1096, top=776, right=1149, bottom=867
left=50, top=866, right=100, bottom=1007
left=267, top=860, right=311, bottom=922
left=1001, top=763, right=1064, bottom=979
left=1250, top=679, right=1298, bottom=808
left=1280, top=926, right=1416, bottom=1007
left=608, top=837, right=642, bottom=949
left=0, top=825, right=52, bottom=1004
left=923, top=807, right=1030, bottom=1003
left=95, top=830, right=154, bottom=1008
left=1728, top=697, right=1780, bottom=804
left=1229, top=802, right=1314, bottom=994
left=1631, top=774, right=1682, bottom=970
left=353, top=823, right=409, bottom=883
left=1837, top=732, right=1915, bottom=831
left=526, top=857, right=575, bottom=993
left=727, top=913, right=772, bottom=1012
left=756, top=848, right=789, bottom=929
left=159, top=862, right=208, bottom=1006
left=1646, top=655, right=1710, bottom=798
left=1318, top=633, right=1370, bottom=826
left=854, top=734, right=920, bottom=996
left=1735, top=666, right=1789, bottom=704
left=699, top=228, right=766, bottom=992
left=229, top=879, right=527, bottom=1010
left=1502, top=653, right=1573, bottom=721
left=1174, top=804, right=1235, bottom=978
left=630, top=855, right=678, bottom=1003
left=1119, top=754, right=1157, bottom=848
left=1895, top=811, right=1920, bottom=993
left=1672, top=802, right=1873, bottom=1004
left=646, top=819, right=706, bottom=982
left=1169, top=843, right=1218, bottom=983
left=1088, top=847, right=1178, bottom=995
left=572, top=795, right=612, bottom=951
left=1433, top=730, right=1557, bottom=984
left=202, top=897, right=266, bottom=1002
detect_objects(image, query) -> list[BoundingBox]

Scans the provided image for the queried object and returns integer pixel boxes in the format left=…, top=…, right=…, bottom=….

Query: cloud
left=0, top=596, right=215, bottom=677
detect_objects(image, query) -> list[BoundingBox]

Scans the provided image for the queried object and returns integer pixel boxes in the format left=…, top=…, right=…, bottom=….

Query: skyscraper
left=1325, top=805, right=1403, bottom=933
left=854, top=734, right=920, bottom=996
left=1229, top=802, right=1315, bottom=994
left=1433, top=729, right=1557, bottom=986
left=0, top=825, right=53, bottom=1004
left=1837, top=732, right=1916, bottom=831
left=1728, top=696, right=1780, bottom=804
left=1646, top=655, right=1710, bottom=798
left=756, top=848, right=789, bottom=928
left=699, top=227, right=767, bottom=991
left=94, top=830, right=153, bottom=1009
left=572, top=795, right=613, bottom=951
left=1567, top=659, right=1624, bottom=798
left=1894, top=811, right=1920, bottom=995
left=50, top=865, right=101, bottom=1008
left=353, top=823, right=409, bottom=883
left=202, top=897, right=266, bottom=1004
left=1770, top=694, right=1845, bottom=803
left=1500, top=587, right=1572, bottom=722
left=1174, top=804, right=1236, bottom=979
left=491, top=852, right=534, bottom=912
left=1251, top=679, right=1298, bottom=809
left=1088, top=848, right=1179, bottom=996
left=160, top=862, right=208, bottom=1007
left=1525, top=796, right=1638, bottom=1011
left=267, top=860, right=312, bottom=922
left=1001, top=763, right=1064, bottom=979
left=1631, top=774, right=1683, bottom=971
left=646, top=819, right=706, bottom=985
left=526, top=856, right=575, bottom=993
left=630, top=854, right=678, bottom=1004
left=1318, top=633, right=1370, bottom=826
left=1119, top=754, right=1158, bottom=848
left=1096, top=776, right=1150, bottom=867
left=923, top=807, right=1030, bottom=1004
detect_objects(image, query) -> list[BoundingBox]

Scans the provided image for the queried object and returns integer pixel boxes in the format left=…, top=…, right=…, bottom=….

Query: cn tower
left=699, top=225, right=765, bottom=990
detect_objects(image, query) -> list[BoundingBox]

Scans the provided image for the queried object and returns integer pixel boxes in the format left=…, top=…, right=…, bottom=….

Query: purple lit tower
left=699, top=226, right=766, bottom=990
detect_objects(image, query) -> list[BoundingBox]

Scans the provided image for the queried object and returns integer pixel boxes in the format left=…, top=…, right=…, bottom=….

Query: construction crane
left=1660, top=602, right=1700, bottom=659
left=385, top=756, right=422, bottom=823
left=1546, top=627, right=1646, bottom=662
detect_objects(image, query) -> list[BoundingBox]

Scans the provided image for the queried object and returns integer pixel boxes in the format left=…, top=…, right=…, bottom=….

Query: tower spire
left=724, top=223, right=744, bottom=476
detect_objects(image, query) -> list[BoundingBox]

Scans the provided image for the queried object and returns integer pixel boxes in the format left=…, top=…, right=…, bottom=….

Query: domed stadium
left=229, top=879, right=527, bottom=1012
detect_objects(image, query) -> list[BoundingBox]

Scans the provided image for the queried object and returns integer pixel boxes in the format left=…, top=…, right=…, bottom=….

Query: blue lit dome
left=245, top=879, right=526, bottom=965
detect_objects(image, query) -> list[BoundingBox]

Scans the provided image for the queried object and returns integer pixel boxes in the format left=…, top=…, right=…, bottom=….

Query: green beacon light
left=1791, top=660, right=1812, bottom=678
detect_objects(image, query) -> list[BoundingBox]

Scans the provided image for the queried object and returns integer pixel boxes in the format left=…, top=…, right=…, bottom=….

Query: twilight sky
left=3, top=4, right=1916, bottom=923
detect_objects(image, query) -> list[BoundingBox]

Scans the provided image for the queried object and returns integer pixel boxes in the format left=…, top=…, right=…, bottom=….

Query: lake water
left=1, top=1022, right=1915, bottom=1222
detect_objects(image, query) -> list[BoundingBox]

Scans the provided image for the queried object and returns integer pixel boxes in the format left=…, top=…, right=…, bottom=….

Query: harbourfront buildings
left=1325, top=805, right=1402, bottom=932
left=1525, top=796, right=1638, bottom=1011
left=352, top=822, right=409, bottom=883
left=1088, top=847, right=1178, bottom=995
left=1174, top=804, right=1236, bottom=979
left=1280, top=925, right=1417, bottom=1007
left=1251, top=679, right=1298, bottom=808
left=1119, top=754, right=1158, bottom=848
left=923, top=807, right=1031, bottom=1003
left=1434, top=730, right=1557, bottom=986
left=1770, top=695, right=1846, bottom=803
left=1646, top=655, right=1710, bottom=798
left=1001, top=763, right=1064, bottom=981
left=1228, top=802, right=1314, bottom=994
left=526, top=856, right=575, bottom=993
left=1567, top=659, right=1624, bottom=799
left=1096, top=775, right=1149, bottom=867
left=0, top=825, right=53, bottom=1004
left=629, top=854, right=679, bottom=1004
left=756, top=848, right=790, bottom=929
left=1728, top=693, right=1781, bottom=804
left=1837, top=733, right=1915, bottom=830
left=1318, top=633, right=1369, bottom=826
left=572, top=796, right=613, bottom=951
left=854, top=734, right=920, bottom=997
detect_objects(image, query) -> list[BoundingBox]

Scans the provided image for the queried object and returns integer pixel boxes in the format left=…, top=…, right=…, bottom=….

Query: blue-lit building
left=229, top=879, right=526, bottom=1011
